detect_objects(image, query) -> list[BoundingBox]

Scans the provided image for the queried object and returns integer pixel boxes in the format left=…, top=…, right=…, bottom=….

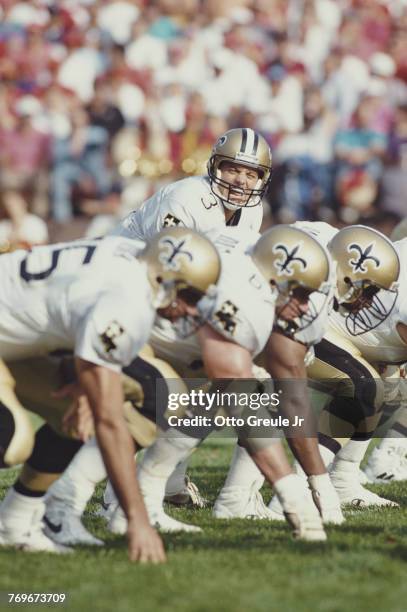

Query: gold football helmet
left=328, top=225, right=400, bottom=335
left=251, top=225, right=333, bottom=337
left=140, top=227, right=221, bottom=308
left=207, top=128, right=272, bottom=210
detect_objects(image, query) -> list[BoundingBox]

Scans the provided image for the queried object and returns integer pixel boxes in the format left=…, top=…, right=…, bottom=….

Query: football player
left=0, top=228, right=221, bottom=560
left=109, top=127, right=272, bottom=240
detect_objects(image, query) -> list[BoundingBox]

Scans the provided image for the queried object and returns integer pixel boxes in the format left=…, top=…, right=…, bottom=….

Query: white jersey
left=0, top=237, right=155, bottom=372
left=330, top=238, right=407, bottom=364
left=290, top=221, right=337, bottom=347
left=149, top=227, right=276, bottom=372
left=109, top=176, right=263, bottom=241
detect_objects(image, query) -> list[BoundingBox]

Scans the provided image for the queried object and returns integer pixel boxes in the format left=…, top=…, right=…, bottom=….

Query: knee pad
left=27, top=424, right=82, bottom=473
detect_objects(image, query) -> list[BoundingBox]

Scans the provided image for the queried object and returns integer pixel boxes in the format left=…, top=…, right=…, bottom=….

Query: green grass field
left=0, top=439, right=406, bottom=612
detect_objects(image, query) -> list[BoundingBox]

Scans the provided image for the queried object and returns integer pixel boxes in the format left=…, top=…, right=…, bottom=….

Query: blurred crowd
left=0, top=0, right=406, bottom=248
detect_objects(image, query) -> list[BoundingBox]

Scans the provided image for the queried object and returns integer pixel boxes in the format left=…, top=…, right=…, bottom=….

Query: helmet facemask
left=337, top=279, right=399, bottom=336
left=274, top=281, right=331, bottom=339
left=328, top=225, right=401, bottom=336
left=158, top=285, right=210, bottom=339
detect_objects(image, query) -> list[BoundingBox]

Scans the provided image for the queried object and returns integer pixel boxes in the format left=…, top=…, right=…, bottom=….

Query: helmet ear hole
left=156, top=276, right=163, bottom=284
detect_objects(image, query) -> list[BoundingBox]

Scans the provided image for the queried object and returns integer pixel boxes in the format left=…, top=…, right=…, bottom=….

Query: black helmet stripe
left=252, top=131, right=259, bottom=156
left=240, top=128, right=247, bottom=152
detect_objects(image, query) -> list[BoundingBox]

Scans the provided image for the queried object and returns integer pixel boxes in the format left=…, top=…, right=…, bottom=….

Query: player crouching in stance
left=0, top=228, right=221, bottom=560
left=312, top=225, right=403, bottom=503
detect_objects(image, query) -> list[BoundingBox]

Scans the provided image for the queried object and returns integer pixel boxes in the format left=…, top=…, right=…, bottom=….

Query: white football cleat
left=308, top=474, right=345, bottom=525
left=330, top=466, right=399, bottom=507
left=43, top=503, right=104, bottom=547
left=268, top=477, right=345, bottom=526
left=0, top=508, right=72, bottom=554
left=164, top=476, right=208, bottom=508
left=108, top=503, right=202, bottom=535
left=213, top=483, right=274, bottom=519
left=267, top=495, right=285, bottom=522
left=359, top=468, right=371, bottom=485
left=364, top=445, right=407, bottom=484
left=283, top=492, right=327, bottom=542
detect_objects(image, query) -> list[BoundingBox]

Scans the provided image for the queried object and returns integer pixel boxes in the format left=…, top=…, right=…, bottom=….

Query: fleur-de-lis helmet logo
left=158, top=236, right=193, bottom=271
left=348, top=242, right=380, bottom=273
left=273, top=242, right=307, bottom=276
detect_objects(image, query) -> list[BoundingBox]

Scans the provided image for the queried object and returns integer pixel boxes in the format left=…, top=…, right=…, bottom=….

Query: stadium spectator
left=273, top=85, right=338, bottom=221
left=334, top=96, right=387, bottom=220
left=50, top=107, right=111, bottom=223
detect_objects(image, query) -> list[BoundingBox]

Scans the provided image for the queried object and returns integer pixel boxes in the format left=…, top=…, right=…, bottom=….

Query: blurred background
left=0, top=0, right=405, bottom=249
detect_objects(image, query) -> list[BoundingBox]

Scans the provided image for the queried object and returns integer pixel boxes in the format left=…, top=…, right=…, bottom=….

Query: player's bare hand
left=127, top=520, right=166, bottom=564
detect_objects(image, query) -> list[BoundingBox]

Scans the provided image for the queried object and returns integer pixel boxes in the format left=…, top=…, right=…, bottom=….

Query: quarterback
left=109, top=127, right=273, bottom=240
left=0, top=228, right=221, bottom=560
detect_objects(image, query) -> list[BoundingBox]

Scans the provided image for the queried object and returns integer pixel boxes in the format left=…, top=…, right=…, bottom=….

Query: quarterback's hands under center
left=127, top=519, right=166, bottom=564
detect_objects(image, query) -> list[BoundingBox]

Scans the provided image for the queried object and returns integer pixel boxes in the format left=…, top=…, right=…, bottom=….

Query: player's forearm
left=265, top=333, right=326, bottom=474
left=271, top=379, right=326, bottom=475
left=76, top=359, right=150, bottom=525
left=95, top=418, right=150, bottom=524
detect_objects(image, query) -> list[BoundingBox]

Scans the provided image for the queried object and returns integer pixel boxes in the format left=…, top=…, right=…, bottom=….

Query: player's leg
left=243, top=437, right=327, bottom=541
left=213, top=440, right=270, bottom=519
left=108, top=353, right=202, bottom=535
left=0, top=422, right=79, bottom=553
left=309, top=331, right=397, bottom=507
left=213, top=365, right=275, bottom=520
left=215, top=365, right=342, bottom=525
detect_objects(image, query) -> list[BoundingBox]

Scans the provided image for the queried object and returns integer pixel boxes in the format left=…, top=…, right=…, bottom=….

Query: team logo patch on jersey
left=163, top=213, right=181, bottom=228
left=100, top=320, right=125, bottom=353
left=348, top=243, right=380, bottom=273
left=201, top=195, right=218, bottom=210
left=213, top=300, right=239, bottom=335
left=158, top=236, right=193, bottom=271
left=273, top=242, right=307, bottom=276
